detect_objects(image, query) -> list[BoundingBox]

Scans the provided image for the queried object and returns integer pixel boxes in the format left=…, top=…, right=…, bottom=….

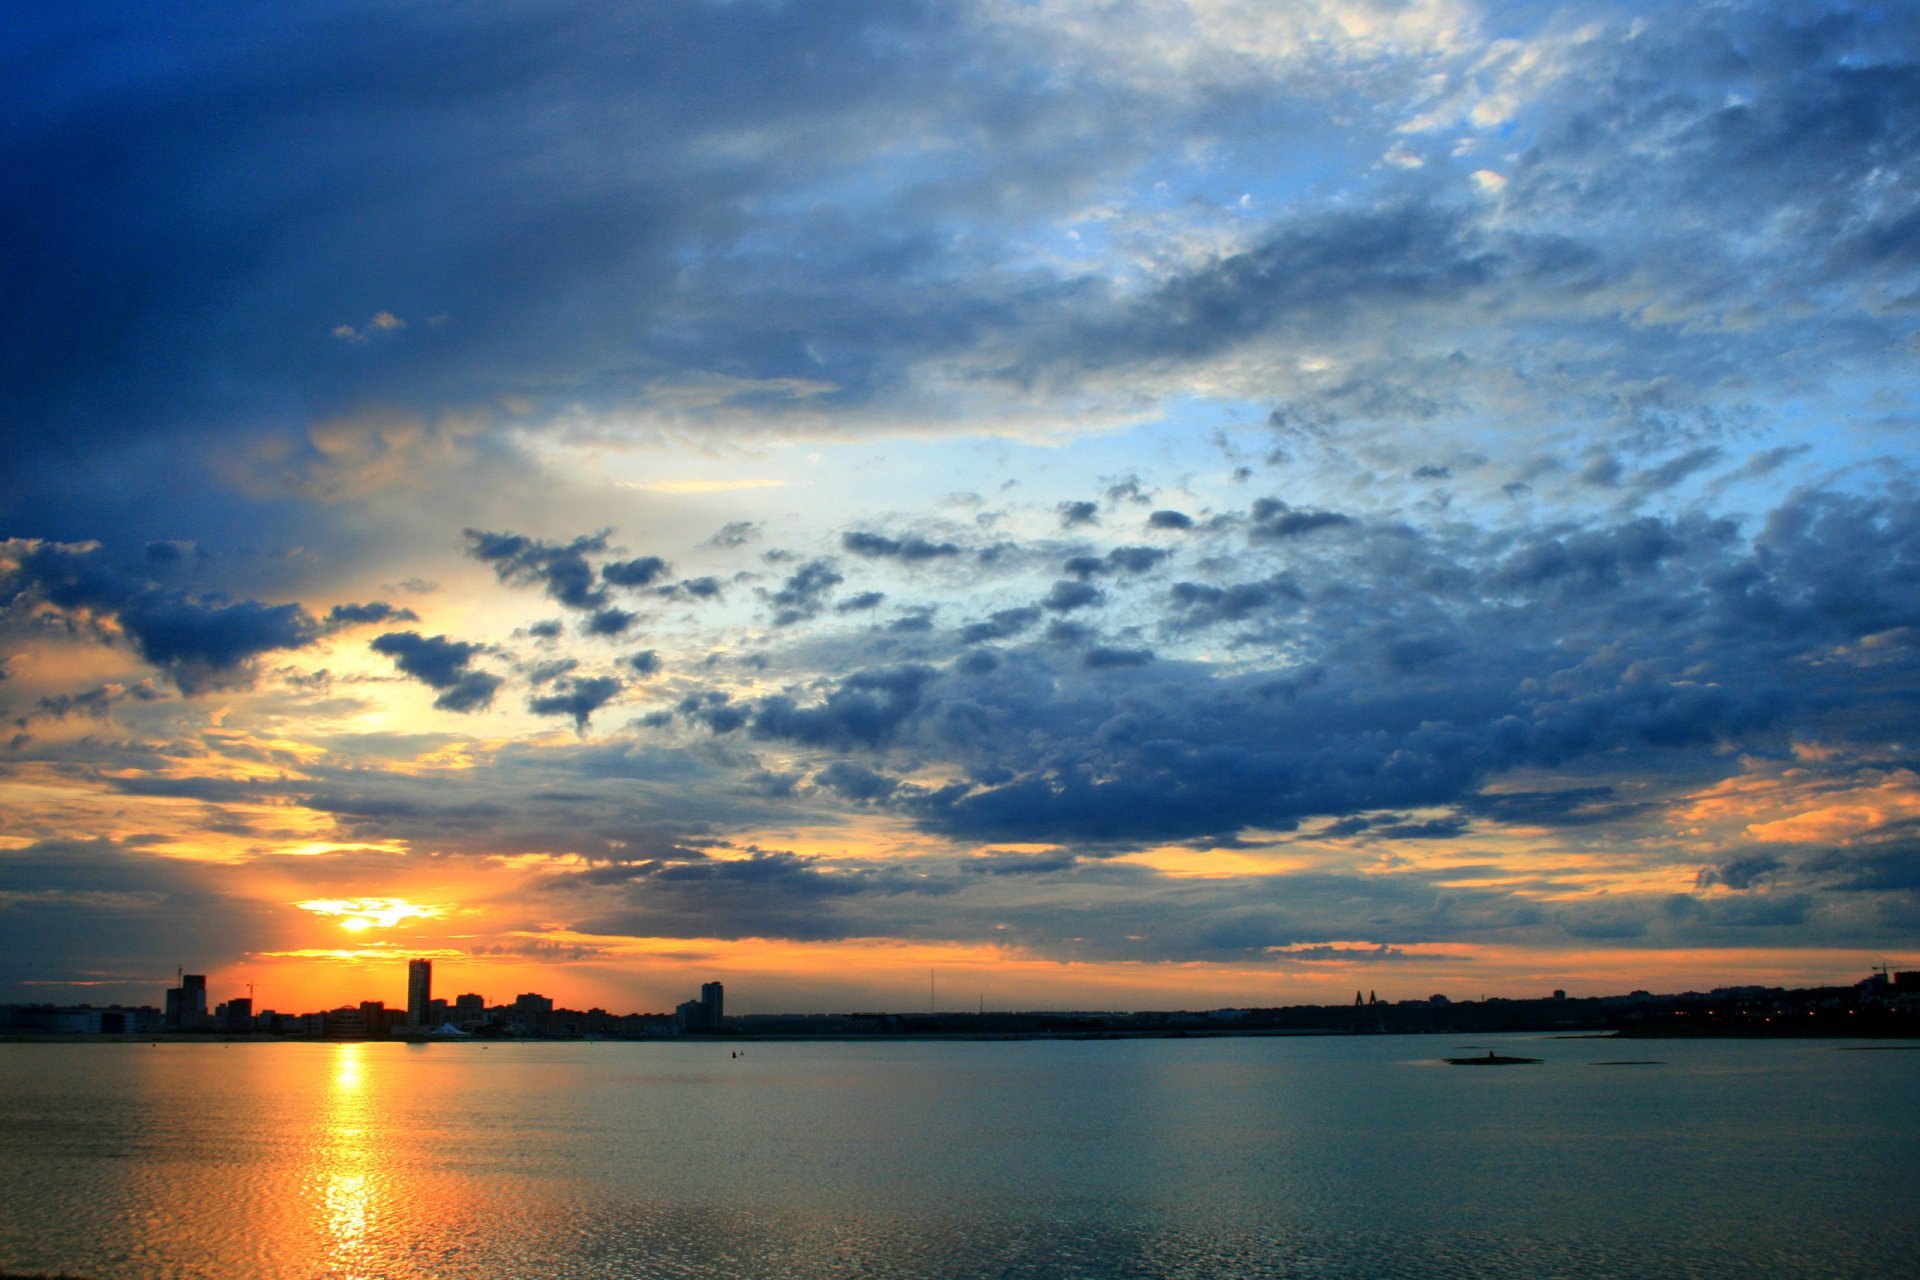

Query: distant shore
left=5, top=1025, right=1919, bottom=1045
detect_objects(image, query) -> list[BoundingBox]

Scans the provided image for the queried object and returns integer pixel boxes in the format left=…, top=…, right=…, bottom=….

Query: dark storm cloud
left=0, top=539, right=320, bottom=691
left=841, top=531, right=962, bottom=562
left=369, top=630, right=503, bottom=713
left=527, top=675, right=623, bottom=730
left=465, top=529, right=611, bottom=611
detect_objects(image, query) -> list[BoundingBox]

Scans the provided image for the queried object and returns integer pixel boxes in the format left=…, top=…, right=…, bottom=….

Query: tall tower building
left=700, top=981, right=724, bottom=1029
left=407, top=958, right=433, bottom=1026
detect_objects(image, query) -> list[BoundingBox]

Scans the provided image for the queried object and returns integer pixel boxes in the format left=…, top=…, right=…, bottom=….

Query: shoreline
left=7, top=1027, right=1920, bottom=1046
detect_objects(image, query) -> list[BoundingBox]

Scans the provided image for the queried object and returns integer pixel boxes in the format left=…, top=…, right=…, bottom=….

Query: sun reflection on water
left=313, top=1043, right=379, bottom=1279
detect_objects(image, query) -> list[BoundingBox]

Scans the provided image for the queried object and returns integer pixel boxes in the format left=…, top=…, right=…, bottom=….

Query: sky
left=2, top=0, right=1917, bottom=1017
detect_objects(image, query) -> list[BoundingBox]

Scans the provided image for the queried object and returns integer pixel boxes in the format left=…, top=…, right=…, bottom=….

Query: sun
left=295, top=897, right=443, bottom=932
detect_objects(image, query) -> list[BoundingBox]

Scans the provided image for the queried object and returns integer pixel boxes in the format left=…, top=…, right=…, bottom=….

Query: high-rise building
left=407, top=958, right=433, bottom=1026
left=164, top=973, right=208, bottom=1030
left=701, top=981, right=724, bottom=1028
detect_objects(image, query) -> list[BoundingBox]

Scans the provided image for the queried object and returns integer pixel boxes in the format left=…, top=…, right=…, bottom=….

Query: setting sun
left=295, top=898, right=443, bottom=933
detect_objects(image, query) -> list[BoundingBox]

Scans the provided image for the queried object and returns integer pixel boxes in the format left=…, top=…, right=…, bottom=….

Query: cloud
left=1042, top=579, right=1105, bottom=612
left=1064, top=546, right=1169, bottom=578
left=30, top=680, right=162, bottom=723
left=1248, top=499, right=1354, bottom=540
left=369, top=630, right=503, bottom=713
left=0, top=538, right=321, bottom=691
left=841, top=531, right=962, bottom=561
left=747, top=665, right=936, bottom=750
left=465, top=529, right=611, bottom=611
left=7, top=1, right=1920, bottom=995
left=326, top=601, right=420, bottom=627
left=585, top=607, right=637, bottom=636
left=959, top=606, right=1043, bottom=643
left=1166, top=574, right=1302, bottom=630
left=601, top=556, right=670, bottom=588
left=766, top=559, right=844, bottom=626
left=1057, top=501, right=1100, bottom=528
left=528, top=675, right=624, bottom=730
left=1082, top=645, right=1154, bottom=669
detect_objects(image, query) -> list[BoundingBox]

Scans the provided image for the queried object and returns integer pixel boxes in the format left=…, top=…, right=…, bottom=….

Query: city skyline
left=3, top=1, right=1918, bottom=1015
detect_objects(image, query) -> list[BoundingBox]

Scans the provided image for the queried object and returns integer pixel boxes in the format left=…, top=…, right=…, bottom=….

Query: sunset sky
left=3, top=0, right=1917, bottom=1017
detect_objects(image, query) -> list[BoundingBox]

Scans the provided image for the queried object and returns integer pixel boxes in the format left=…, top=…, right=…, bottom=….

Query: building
left=511, top=992, right=553, bottom=1035
left=407, top=958, right=433, bottom=1027
left=164, top=973, right=208, bottom=1031
left=675, top=982, right=727, bottom=1033
left=453, top=993, right=487, bottom=1028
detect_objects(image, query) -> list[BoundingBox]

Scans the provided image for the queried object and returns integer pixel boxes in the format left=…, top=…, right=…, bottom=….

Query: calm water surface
left=1, top=1034, right=1916, bottom=1279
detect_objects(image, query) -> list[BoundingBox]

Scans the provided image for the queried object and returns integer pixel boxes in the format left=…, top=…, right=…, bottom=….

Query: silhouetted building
left=165, top=973, right=208, bottom=1030
left=325, top=1006, right=367, bottom=1039
left=222, top=997, right=253, bottom=1032
left=453, top=993, right=486, bottom=1028
left=674, top=982, right=726, bottom=1033
left=512, top=992, right=553, bottom=1035
left=407, top=959, right=433, bottom=1026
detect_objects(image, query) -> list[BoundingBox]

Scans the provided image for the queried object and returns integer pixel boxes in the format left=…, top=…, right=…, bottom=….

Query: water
left=1, top=1034, right=1916, bottom=1279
